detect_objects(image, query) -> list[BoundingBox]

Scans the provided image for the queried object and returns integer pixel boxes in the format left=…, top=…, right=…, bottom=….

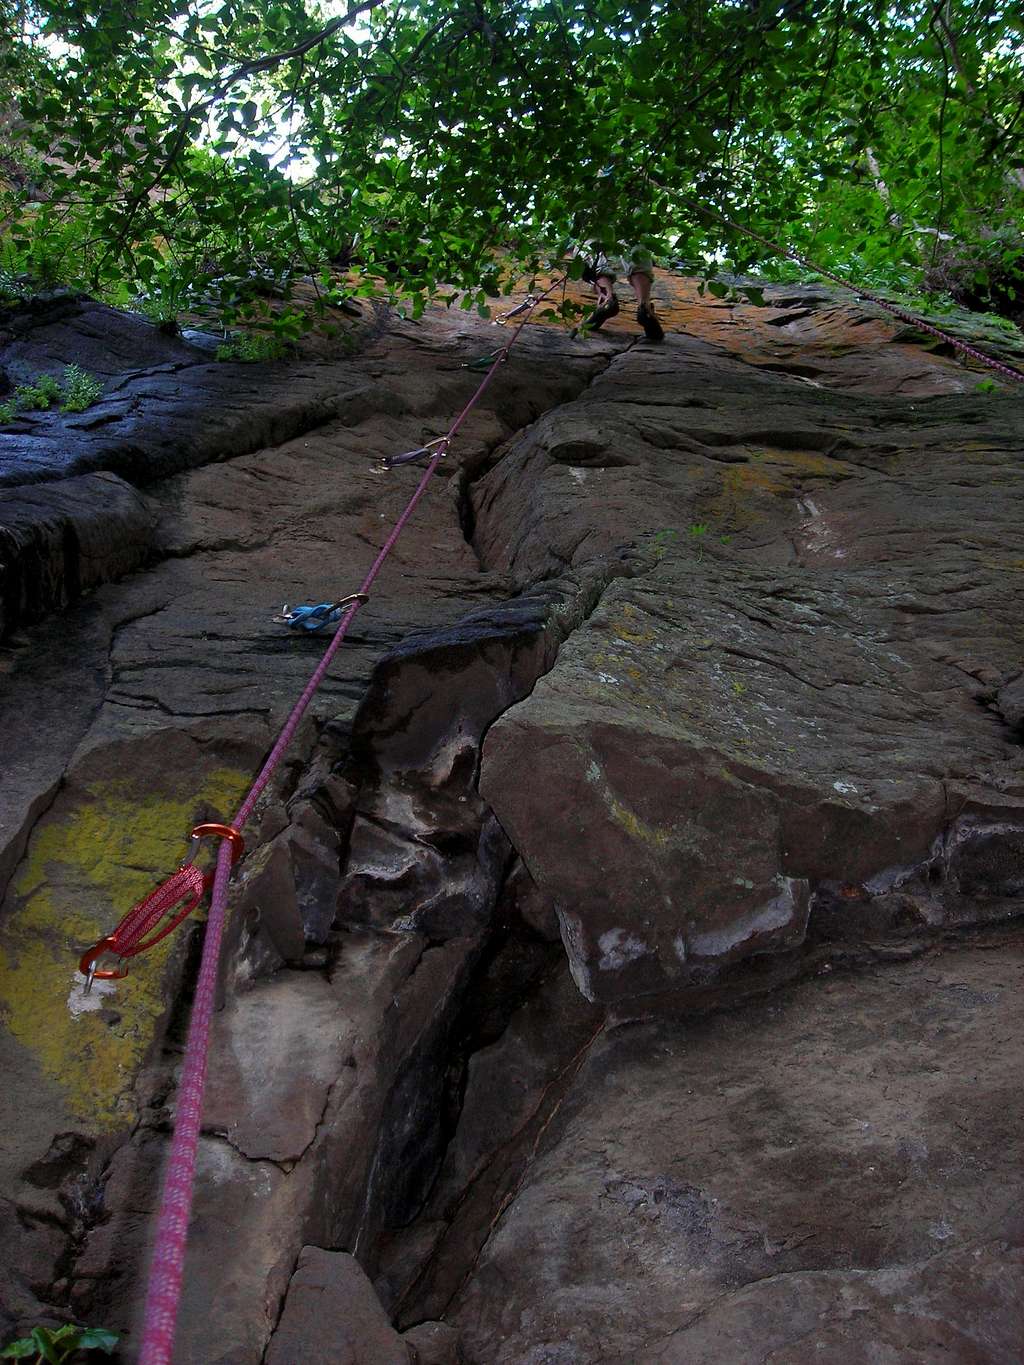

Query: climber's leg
left=624, top=247, right=664, bottom=342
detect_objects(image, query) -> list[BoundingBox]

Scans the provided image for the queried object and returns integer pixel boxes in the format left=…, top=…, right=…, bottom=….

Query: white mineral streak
left=688, top=877, right=801, bottom=958
left=556, top=908, right=595, bottom=1000
left=597, top=928, right=650, bottom=971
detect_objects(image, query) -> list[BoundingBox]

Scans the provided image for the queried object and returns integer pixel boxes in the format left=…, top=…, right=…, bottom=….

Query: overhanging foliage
left=2, top=0, right=1022, bottom=324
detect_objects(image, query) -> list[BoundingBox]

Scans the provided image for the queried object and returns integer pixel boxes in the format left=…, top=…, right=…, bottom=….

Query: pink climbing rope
left=687, top=200, right=1024, bottom=385
left=136, top=275, right=564, bottom=1365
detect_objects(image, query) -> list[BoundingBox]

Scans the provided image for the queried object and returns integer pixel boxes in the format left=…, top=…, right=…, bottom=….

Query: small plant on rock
left=59, top=365, right=105, bottom=412
left=0, top=1323, right=119, bottom=1363
left=13, top=374, right=62, bottom=410
left=689, top=522, right=710, bottom=560
left=650, top=527, right=679, bottom=560
left=0, top=267, right=28, bottom=305
left=0, top=366, right=104, bottom=427
left=215, top=332, right=286, bottom=362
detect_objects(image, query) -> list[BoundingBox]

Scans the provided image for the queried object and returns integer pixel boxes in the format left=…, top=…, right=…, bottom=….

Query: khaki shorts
left=592, top=244, right=656, bottom=283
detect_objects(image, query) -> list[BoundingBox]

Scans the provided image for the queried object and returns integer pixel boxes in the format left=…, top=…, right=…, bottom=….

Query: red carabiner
left=78, top=935, right=128, bottom=988
left=187, top=822, right=245, bottom=868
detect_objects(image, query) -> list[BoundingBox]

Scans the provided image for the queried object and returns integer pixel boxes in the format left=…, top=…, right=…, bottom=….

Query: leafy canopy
left=2, top=0, right=1022, bottom=320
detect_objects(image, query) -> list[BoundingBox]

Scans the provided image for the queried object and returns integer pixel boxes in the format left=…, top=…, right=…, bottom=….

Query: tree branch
left=213, top=0, right=387, bottom=95
left=101, top=0, right=389, bottom=264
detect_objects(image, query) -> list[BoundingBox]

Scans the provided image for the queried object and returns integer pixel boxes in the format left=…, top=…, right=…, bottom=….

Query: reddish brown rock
left=3, top=271, right=1023, bottom=1363
left=476, top=282, right=1024, bottom=1007
left=265, top=1248, right=410, bottom=1365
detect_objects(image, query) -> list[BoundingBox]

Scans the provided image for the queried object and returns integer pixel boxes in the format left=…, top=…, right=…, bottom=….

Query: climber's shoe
left=586, top=294, right=620, bottom=331
left=637, top=304, right=664, bottom=343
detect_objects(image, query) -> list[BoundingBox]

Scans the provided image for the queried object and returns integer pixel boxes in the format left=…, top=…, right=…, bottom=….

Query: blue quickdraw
left=273, top=593, right=369, bottom=632
left=373, top=435, right=449, bottom=472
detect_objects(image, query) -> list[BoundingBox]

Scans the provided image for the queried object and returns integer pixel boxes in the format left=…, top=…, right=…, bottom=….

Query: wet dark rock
left=0, top=294, right=202, bottom=380
left=0, top=295, right=381, bottom=490
left=0, top=471, right=154, bottom=640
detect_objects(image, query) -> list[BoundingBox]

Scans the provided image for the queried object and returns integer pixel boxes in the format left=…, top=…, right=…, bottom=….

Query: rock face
left=0, top=288, right=612, bottom=1358
left=1, top=273, right=1022, bottom=1362
left=265, top=1248, right=410, bottom=1365
left=476, top=294, right=1024, bottom=1008
left=447, top=938, right=1024, bottom=1364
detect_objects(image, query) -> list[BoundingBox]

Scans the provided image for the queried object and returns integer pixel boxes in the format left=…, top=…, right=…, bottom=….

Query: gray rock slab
left=73, top=1132, right=301, bottom=1365
left=646, top=1238, right=1024, bottom=1363
left=450, top=937, right=1024, bottom=1363
left=266, top=1247, right=410, bottom=1365
left=401, top=1320, right=463, bottom=1364
left=203, top=970, right=353, bottom=1163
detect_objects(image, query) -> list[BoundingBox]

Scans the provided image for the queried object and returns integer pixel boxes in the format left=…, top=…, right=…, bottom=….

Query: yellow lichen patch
left=584, top=761, right=673, bottom=849
left=611, top=603, right=657, bottom=647
left=755, top=448, right=855, bottom=481
left=709, top=463, right=789, bottom=530
left=607, top=795, right=672, bottom=848
left=0, top=765, right=248, bottom=1131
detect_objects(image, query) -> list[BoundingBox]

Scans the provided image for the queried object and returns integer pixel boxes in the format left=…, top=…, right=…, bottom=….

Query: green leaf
left=30, top=1328, right=62, bottom=1365
left=0, top=1339, right=38, bottom=1359
left=43, top=1327, right=79, bottom=1346
left=76, top=1328, right=120, bottom=1352
left=4, top=0, right=1021, bottom=324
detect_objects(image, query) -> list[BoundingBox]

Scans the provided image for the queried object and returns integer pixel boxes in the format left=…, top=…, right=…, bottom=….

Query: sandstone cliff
left=1, top=275, right=1022, bottom=1363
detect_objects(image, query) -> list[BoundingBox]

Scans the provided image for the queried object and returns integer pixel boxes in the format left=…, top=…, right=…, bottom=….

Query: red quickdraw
left=78, top=823, right=244, bottom=992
